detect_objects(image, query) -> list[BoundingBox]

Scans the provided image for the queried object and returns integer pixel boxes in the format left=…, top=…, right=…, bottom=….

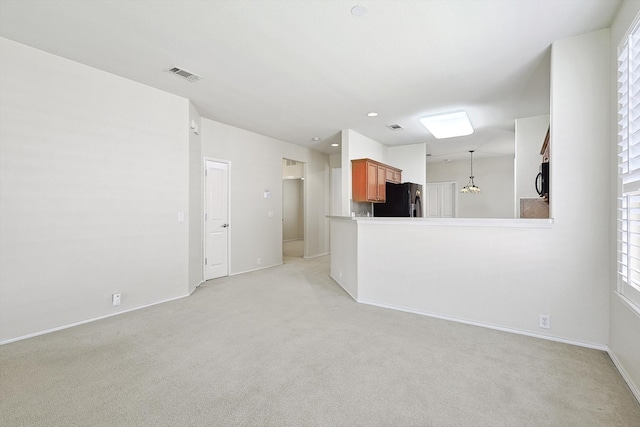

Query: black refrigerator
left=373, top=182, right=423, bottom=217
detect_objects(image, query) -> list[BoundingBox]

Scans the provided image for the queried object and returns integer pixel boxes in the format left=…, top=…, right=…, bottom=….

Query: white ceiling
left=0, top=0, right=621, bottom=161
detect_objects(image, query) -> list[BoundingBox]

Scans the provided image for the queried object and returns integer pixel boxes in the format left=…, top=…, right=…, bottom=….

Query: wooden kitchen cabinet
left=352, top=159, right=402, bottom=202
left=541, top=126, right=550, bottom=163
left=386, top=167, right=402, bottom=183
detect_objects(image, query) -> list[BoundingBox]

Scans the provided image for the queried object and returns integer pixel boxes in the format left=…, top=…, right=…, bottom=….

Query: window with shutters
left=617, top=14, right=640, bottom=312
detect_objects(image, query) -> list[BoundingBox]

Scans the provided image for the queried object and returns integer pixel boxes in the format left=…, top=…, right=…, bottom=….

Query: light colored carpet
left=283, top=239, right=304, bottom=258
left=1, top=256, right=639, bottom=426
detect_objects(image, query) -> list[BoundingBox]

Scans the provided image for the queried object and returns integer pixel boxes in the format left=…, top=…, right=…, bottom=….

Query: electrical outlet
left=257, top=258, right=262, bottom=265
left=112, top=293, right=121, bottom=306
left=539, top=314, right=550, bottom=329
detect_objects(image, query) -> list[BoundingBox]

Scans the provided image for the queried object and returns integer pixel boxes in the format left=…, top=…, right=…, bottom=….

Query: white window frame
left=617, top=14, right=640, bottom=313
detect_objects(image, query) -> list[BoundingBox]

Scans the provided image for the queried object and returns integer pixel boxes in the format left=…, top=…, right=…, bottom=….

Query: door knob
left=221, top=224, right=229, bottom=228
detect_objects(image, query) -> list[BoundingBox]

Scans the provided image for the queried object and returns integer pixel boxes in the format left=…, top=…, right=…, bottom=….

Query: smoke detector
left=164, top=67, right=202, bottom=82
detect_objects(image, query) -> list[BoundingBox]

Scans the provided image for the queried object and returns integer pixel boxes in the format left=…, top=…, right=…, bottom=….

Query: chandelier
left=460, top=150, right=481, bottom=193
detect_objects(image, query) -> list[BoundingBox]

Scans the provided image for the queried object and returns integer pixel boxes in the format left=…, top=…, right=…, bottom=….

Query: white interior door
left=426, top=182, right=456, bottom=218
left=204, top=160, right=229, bottom=280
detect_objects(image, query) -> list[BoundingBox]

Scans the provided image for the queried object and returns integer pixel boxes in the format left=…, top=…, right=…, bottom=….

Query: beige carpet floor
left=283, top=239, right=304, bottom=258
left=1, top=256, right=639, bottom=426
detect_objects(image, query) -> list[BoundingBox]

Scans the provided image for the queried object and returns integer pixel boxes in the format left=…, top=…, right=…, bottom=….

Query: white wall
left=427, top=156, right=515, bottom=218
left=0, top=38, right=191, bottom=342
left=548, top=27, right=610, bottom=347
left=329, top=153, right=343, bottom=216
left=201, top=119, right=329, bottom=273
left=609, top=0, right=640, bottom=400
left=340, top=129, right=387, bottom=215
left=344, top=129, right=389, bottom=163
left=387, top=144, right=427, bottom=188
left=329, top=219, right=358, bottom=300
left=283, top=179, right=304, bottom=240
left=188, top=102, right=203, bottom=293
left=305, top=149, right=332, bottom=257
left=329, top=153, right=342, bottom=168
left=515, top=114, right=549, bottom=216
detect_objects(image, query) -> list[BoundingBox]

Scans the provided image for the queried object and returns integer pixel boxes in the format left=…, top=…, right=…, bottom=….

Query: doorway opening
left=282, top=158, right=305, bottom=259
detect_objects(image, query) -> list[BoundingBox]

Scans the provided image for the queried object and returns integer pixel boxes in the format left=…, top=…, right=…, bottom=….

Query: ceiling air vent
left=387, top=124, right=404, bottom=131
left=165, top=67, right=202, bottom=82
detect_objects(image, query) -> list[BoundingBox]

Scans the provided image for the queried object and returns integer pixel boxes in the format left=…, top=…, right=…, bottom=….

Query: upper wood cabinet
left=386, top=166, right=402, bottom=184
left=352, top=158, right=402, bottom=203
left=541, top=126, right=550, bottom=163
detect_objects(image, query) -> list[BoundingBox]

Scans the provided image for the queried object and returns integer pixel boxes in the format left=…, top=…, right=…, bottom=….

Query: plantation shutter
left=618, top=16, right=640, bottom=310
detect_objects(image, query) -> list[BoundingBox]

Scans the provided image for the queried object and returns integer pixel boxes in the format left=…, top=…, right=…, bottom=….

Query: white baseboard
left=304, top=252, right=329, bottom=259
left=0, top=293, right=190, bottom=346
left=607, top=349, right=640, bottom=404
left=191, top=280, right=206, bottom=294
left=230, top=262, right=283, bottom=276
left=330, top=274, right=358, bottom=301
left=357, top=298, right=609, bottom=352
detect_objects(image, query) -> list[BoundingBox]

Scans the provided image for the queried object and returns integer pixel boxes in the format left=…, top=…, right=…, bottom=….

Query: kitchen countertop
left=327, top=216, right=554, bottom=228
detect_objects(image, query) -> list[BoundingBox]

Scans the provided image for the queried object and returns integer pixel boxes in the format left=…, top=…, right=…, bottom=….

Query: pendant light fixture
left=460, top=150, right=481, bottom=193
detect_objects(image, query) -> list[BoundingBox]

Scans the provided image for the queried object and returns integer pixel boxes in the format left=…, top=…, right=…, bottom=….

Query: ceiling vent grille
left=387, top=124, right=404, bottom=131
left=165, top=67, right=202, bottom=82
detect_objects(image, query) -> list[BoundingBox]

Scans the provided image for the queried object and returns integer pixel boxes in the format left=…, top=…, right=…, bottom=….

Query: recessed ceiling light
left=367, top=112, right=378, bottom=117
left=311, top=137, right=320, bottom=141
left=351, top=5, right=368, bottom=16
left=420, top=111, right=474, bottom=139
left=331, top=143, right=340, bottom=147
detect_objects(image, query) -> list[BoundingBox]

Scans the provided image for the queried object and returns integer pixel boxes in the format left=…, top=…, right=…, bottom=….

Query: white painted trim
left=330, top=274, right=358, bottom=301
left=303, top=161, right=308, bottom=259
left=0, top=293, right=190, bottom=346
left=304, top=251, right=329, bottom=259
left=229, top=262, right=284, bottom=276
left=357, top=298, right=608, bottom=351
left=607, top=349, right=640, bottom=404
left=616, top=291, right=640, bottom=318
left=191, top=280, right=206, bottom=294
